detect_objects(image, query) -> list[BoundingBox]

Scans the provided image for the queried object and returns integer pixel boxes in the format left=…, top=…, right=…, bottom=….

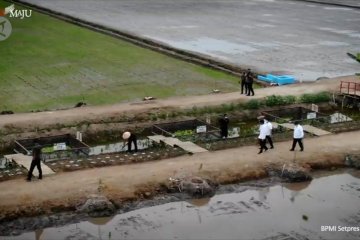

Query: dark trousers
left=27, top=159, right=42, bottom=180
left=241, top=82, right=248, bottom=94
left=128, top=137, right=138, bottom=152
left=220, top=127, right=228, bottom=138
left=247, top=83, right=254, bottom=96
left=291, top=138, right=304, bottom=150
left=258, top=139, right=268, bottom=153
left=266, top=135, right=274, bottom=148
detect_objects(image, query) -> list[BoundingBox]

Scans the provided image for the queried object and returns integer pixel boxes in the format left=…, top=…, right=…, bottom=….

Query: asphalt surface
left=22, top=0, right=360, bottom=81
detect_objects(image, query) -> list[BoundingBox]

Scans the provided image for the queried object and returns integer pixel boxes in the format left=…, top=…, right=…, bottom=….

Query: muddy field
left=22, top=0, right=360, bottom=81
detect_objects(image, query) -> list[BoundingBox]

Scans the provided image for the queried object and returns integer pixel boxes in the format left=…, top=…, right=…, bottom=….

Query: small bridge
left=278, top=123, right=331, bottom=136
left=4, top=154, right=55, bottom=177
left=148, top=135, right=208, bottom=154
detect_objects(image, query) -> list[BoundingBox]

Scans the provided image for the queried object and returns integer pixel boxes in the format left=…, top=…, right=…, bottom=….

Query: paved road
left=22, top=0, right=360, bottom=81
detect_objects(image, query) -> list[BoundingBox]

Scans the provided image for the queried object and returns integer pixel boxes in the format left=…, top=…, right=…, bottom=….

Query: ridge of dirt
left=0, top=130, right=359, bottom=221
left=0, top=75, right=357, bottom=131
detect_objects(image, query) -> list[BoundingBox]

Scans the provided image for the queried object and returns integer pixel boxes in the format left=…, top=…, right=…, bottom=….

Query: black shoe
left=270, top=146, right=274, bottom=149
left=258, top=151, right=263, bottom=154
left=264, top=148, right=268, bottom=152
left=300, top=149, right=304, bottom=152
left=246, top=94, right=250, bottom=96
left=38, top=177, right=42, bottom=180
left=290, top=149, right=294, bottom=151
left=26, top=178, right=31, bottom=182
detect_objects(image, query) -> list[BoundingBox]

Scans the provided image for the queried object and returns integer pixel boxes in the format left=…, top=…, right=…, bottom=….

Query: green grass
left=0, top=1, right=242, bottom=112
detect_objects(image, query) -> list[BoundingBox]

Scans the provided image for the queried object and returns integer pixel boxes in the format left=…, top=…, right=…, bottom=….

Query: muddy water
left=4, top=170, right=360, bottom=240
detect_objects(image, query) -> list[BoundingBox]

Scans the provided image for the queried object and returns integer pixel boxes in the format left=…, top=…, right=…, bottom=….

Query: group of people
left=258, top=118, right=304, bottom=154
left=26, top=118, right=304, bottom=181
left=218, top=114, right=305, bottom=155
left=240, top=68, right=255, bottom=96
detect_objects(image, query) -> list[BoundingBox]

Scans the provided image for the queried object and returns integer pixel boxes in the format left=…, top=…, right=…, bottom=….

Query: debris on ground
left=76, top=194, right=115, bottom=217
left=143, top=96, right=156, bottom=101
left=267, top=163, right=312, bottom=182
left=168, top=175, right=217, bottom=197
left=74, top=102, right=87, bottom=108
left=345, top=154, right=360, bottom=169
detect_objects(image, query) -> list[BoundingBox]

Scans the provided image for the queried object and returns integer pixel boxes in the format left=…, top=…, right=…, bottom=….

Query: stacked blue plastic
left=257, top=74, right=296, bottom=85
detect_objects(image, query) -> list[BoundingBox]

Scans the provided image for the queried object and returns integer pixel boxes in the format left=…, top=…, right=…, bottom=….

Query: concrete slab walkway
left=148, top=135, right=208, bottom=153
left=279, top=123, right=332, bottom=136
left=4, top=154, right=55, bottom=177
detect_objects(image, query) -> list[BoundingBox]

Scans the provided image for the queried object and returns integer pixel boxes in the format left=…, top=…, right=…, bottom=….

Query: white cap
left=122, top=131, right=131, bottom=140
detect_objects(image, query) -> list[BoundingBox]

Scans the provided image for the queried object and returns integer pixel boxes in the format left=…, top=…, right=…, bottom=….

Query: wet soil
left=0, top=131, right=359, bottom=225
left=1, top=169, right=360, bottom=239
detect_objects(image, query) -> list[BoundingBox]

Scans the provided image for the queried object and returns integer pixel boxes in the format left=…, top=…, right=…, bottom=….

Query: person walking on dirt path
left=246, top=69, right=255, bottom=96
left=219, top=114, right=230, bottom=138
left=240, top=71, right=248, bottom=95
left=264, top=118, right=274, bottom=149
left=290, top=121, right=304, bottom=151
left=26, top=141, right=42, bottom=181
left=258, top=119, right=268, bottom=154
left=122, top=131, right=138, bottom=153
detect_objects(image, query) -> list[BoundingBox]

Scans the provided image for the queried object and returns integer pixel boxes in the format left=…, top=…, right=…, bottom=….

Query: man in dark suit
left=246, top=69, right=255, bottom=96
left=240, top=71, right=248, bottom=94
left=27, top=141, right=42, bottom=181
left=219, top=114, right=230, bottom=139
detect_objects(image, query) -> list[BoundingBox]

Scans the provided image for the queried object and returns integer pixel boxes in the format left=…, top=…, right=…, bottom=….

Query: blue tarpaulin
left=257, top=74, right=296, bottom=85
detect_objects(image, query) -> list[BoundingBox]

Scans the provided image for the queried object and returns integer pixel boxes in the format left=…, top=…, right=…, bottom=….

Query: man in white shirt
left=290, top=121, right=304, bottom=151
left=258, top=119, right=268, bottom=154
left=264, top=119, right=274, bottom=149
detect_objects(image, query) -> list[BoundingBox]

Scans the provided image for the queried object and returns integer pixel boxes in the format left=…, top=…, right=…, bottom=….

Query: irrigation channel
left=1, top=169, right=360, bottom=240
left=0, top=106, right=359, bottom=181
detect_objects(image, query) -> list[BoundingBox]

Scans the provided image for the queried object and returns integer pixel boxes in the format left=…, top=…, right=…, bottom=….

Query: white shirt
left=294, top=124, right=304, bottom=139
left=258, top=124, right=267, bottom=140
left=264, top=120, right=272, bottom=136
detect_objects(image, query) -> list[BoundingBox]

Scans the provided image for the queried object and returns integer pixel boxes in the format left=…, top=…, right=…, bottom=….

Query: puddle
left=3, top=170, right=360, bottom=240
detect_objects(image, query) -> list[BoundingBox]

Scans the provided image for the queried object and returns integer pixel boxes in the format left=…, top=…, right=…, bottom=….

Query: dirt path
left=0, top=75, right=357, bottom=129
left=0, top=130, right=359, bottom=219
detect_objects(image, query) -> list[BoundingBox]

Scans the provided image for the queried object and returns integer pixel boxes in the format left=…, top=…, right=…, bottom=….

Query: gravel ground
left=22, top=0, right=360, bottom=81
